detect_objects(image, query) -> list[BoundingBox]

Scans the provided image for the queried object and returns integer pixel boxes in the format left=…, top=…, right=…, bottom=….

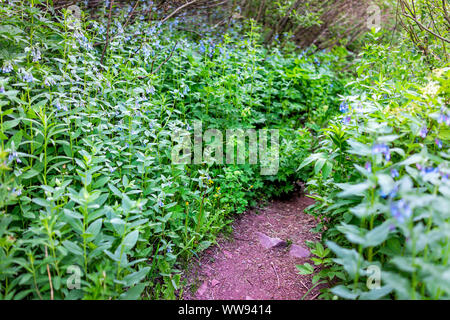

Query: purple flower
left=31, top=48, right=41, bottom=62
left=339, top=101, right=349, bottom=113
left=380, top=185, right=398, bottom=199
left=146, top=86, right=155, bottom=95
left=419, top=127, right=428, bottom=138
left=158, top=199, right=164, bottom=207
left=435, top=138, right=442, bottom=149
left=2, top=62, right=13, bottom=73
left=372, top=144, right=389, bottom=155
left=372, top=143, right=390, bottom=161
left=365, top=161, right=372, bottom=172
left=183, top=85, right=190, bottom=96
left=390, top=168, right=399, bottom=178
left=0, top=86, right=5, bottom=93
left=438, top=113, right=447, bottom=124
left=390, top=199, right=412, bottom=223
left=342, top=115, right=351, bottom=125
left=423, top=166, right=438, bottom=175
left=44, top=78, right=56, bottom=87
left=8, top=151, right=20, bottom=163
left=22, top=72, right=34, bottom=83
left=199, top=42, right=206, bottom=54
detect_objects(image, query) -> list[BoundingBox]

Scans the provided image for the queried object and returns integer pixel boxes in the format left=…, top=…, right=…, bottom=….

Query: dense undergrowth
left=299, top=31, right=450, bottom=299
left=2, top=0, right=448, bottom=301
left=0, top=1, right=345, bottom=299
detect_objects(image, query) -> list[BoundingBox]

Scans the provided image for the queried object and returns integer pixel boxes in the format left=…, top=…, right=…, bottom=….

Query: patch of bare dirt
left=182, top=194, right=322, bottom=300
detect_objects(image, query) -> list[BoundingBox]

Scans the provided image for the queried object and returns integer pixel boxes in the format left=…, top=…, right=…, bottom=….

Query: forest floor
left=182, top=192, right=323, bottom=300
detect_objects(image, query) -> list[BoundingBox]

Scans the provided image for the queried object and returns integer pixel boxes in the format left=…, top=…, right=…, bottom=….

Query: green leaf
left=85, top=219, right=102, bottom=240
left=119, top=283, right=146, bottom=300
left=123, top=267, right=150, bottom=287
left=296, top=263, right=314, bottom=275
left=330, top=285, right=359, bottom=300
left=122, top=230, right=139, bottom=250
left=63, top=240, right=83, bottom=256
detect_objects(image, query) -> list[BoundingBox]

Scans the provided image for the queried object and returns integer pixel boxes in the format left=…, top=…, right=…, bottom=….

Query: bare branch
left=160, top=0, right=200, bottom=24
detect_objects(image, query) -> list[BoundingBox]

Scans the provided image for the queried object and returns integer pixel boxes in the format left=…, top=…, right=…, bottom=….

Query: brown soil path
left=182, top=194, right=322, bottom=300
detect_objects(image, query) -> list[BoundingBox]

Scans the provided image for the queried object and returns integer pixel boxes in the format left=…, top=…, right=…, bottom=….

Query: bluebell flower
left=44, top=77, right=56, bottom=87
left=158, top=199, right=164, bottom=207
left=208, top=44, right=215, bottom=58
left=342, top=115, right=351, bottom=125
left=435, top=138, right=442, bottom=149
left=31, top=48, right=41, bottom=62
left=380, top=185, right=398, bottom=199
left=390, top=168, right=399, bottom=178
left=438, top=113, right=447, bottom=124
left=2, top=62, right=13, bottom=73
left=183, top=85, right=190, bottom=96
left=22, top=72, right=34, bottom=83
left=372, top=143, right=390, bottom=161
left=0, top=86, right=5, bottom=93
left=372, top=143, right=389, bottom=155
left=419, top=126, right=428, bottom=138
left=8, top=151, right=21, bottom=163
left=365, top=161, right=372, bottom=172
left=142, top=44, right=152, bottom=59
left=74, top=31, right=93, bottom=50
left=339, top=101, right=349, bottom=113
left=199, top=42, right=206, bottom=54
left=98, top=24, right=106, bottom=35
left=390, top=199, right=412, bottom=223
left=423, top=166, right=438, bottom=175
left=146, top=86, right=155, bottom=95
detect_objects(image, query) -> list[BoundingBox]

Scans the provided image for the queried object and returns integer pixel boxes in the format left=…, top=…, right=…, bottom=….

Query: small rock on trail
left=183, top=194, right=322, bottom=300
left=289, top=244, right=311, bottom=259
left=256, top=232, right=288, bottom=249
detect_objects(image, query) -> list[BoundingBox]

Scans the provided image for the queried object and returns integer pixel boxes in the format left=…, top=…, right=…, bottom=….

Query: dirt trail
left=183, top=194, right=322, bottom=300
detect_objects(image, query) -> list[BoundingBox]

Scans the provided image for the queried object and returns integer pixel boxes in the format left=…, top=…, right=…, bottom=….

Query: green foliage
left=300, top=30, right=450, bottom=299
left=0, top=2, right=345, bottom=299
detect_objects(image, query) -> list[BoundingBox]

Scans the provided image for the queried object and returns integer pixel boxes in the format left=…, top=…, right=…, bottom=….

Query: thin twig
left=150, top=41, right=178, bottom=75
left=270, top=262, right=280, bottom=288
left=123, top=0, right=140, bottom=29
left=45, top=246, right=54, bottom=300
left=160, top=0, right=200, bottom=24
